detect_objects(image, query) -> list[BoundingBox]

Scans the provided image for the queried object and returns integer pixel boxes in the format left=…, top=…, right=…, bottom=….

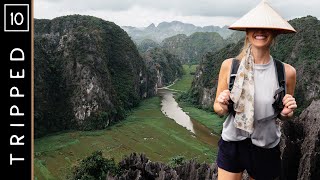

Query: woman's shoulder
left=283, top=63, right=297, bottom=78
left=220, top=58, right=234, bottom=70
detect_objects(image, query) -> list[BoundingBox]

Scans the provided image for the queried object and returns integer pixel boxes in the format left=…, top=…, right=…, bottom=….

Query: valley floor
left=34, top=64, right=225, bottom=180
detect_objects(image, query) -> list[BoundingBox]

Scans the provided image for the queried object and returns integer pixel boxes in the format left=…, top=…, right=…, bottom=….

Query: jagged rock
left=109, top=153, right=251, bottom=180
left=281, top=100, right=320, bottom=180
left=295, top=100, right=320, bottom=179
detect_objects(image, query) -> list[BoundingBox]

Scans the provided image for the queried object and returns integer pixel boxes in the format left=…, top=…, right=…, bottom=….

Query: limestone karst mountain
left=34, top=15, right=183, bottom=137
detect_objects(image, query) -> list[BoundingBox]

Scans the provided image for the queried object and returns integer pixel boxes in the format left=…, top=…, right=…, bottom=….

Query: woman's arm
left=285, top=63, right=297, bottom=96
left=279, top=63, right=297, bottom=119
left=213, top=58, right=232, bottom=116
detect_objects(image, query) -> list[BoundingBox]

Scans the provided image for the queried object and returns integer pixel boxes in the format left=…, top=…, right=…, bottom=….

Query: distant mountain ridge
left=161, top=32, right=228, bottom=64
left=122, top=21, right=233, bottom=43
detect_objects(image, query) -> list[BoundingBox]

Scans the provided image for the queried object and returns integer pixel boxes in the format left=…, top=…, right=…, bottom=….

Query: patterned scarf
left=230, top=45, right=255, bottom=134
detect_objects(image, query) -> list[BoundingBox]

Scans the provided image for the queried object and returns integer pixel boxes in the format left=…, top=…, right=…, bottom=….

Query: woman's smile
left=247, top=29, right=273, bottom=48
left=254, top=34, right=268, bottom=40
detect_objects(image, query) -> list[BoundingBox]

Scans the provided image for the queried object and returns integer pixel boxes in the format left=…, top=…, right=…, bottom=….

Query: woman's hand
left=217, top=89, right=231, bottom=112
left=214, top=59, right=233, bottom=116
left=280, top=94, right=297, bottom=117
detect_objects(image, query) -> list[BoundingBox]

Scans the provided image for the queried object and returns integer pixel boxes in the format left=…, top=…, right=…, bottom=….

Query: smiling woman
left=213, top=1, right=297, bottom=180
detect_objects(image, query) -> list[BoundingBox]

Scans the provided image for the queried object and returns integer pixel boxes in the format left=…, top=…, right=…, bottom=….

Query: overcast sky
left=35, top=0, right=320, bottom=27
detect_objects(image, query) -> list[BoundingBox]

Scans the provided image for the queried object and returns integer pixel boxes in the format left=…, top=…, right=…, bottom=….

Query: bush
left=71, top=151, right=119, bottom=180
left=168, top=155, right=186, bottom=167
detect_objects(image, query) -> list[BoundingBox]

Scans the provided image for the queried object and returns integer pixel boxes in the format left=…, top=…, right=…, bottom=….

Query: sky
left=34, top=0, right=320, bottom=28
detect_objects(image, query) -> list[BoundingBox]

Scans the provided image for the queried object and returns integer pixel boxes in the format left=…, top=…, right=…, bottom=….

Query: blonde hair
left=236, top=37, right=250, bottom=60
left=236, top=31, right=276, bottom=60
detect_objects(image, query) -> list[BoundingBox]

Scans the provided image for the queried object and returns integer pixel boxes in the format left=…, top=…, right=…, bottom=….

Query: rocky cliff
left=137, top=39, right=160, bottom=53
left=142, top=48, right=183, bottom=96
left=189, top=42, right=243, bottom=109
left=34, top=15, right=152, bottom=137
left=161, top=32, right=227, bottom=64
left=280, top=100, right=320, bottom=180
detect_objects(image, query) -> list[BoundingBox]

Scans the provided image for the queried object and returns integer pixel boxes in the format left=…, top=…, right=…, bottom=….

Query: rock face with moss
left=161, top=32, right=227, bottom=64
left=142, top=48, right=183, bottom=95
left=137, top=39, right=160, bottom=53
left=34, top=15, right=155, bottom=137
left=280, top=99, right=320, bottom=180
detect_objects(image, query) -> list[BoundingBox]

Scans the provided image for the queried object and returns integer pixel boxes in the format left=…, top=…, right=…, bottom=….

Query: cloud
left=35, top=0, right=320, bottom=27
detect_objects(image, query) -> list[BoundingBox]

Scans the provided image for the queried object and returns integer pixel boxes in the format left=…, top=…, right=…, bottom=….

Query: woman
left=213, top=1, right=297, bottom=180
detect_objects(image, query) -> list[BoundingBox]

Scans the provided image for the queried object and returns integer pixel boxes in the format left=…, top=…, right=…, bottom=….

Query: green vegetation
left=168, top=155, right=186, bottom=167
left=169, top=65, right=198, bottom=92
left=169, top=65, right=224, bottom=135
left=137, top=39, right=159, bottom=53
left=143, top=48, right=183, bottom=87
left=71, top=151, right=119, bottom=180
left=34, top=15, right=161, bottom=137
left=34, top=97, right=216, bottom=180
left=178, top=101, right=224, bottom=135
left=270, top=16, right=320, bottom=113
left=162, top=32, right=228, bottom=64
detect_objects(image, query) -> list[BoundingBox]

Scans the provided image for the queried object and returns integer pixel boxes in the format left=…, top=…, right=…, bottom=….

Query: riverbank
left=169, top=65, right=198, bottom=92
left=178, top=101, right=224, bottom=135
left=169, top=65, right=224, bottom=135
left=34, top=97, right=216, bottom=180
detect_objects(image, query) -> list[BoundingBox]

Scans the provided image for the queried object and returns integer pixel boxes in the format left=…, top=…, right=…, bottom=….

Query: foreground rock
left=281, top=100, right=320, bottom=180
left=109, top=99, right=320, bottom=180
left=107, top=153, right=251, bottom=180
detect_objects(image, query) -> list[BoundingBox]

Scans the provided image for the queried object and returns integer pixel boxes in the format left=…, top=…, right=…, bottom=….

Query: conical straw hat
left=229, top=0, right=296, bottom=33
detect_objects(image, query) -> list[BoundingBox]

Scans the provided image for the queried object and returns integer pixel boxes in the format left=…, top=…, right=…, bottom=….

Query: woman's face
left=246, top=29, right=274, bottom=49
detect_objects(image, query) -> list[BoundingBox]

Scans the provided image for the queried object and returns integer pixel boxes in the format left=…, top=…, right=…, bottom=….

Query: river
left=157, top=88, right=220, bottom=147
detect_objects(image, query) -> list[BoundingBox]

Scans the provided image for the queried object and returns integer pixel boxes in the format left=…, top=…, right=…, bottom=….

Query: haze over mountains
left=122, top=21, right=234, bottom=43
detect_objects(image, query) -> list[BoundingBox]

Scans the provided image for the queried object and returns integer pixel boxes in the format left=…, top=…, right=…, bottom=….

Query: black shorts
left=217, top=138, right=281, bottom=180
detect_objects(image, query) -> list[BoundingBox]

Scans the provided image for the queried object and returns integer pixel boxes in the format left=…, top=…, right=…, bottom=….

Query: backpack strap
left=228, top=58, right=240, bottom=92
left=227, top=58, right=286, bottom=121
left=274, top=59, right=286, bottom=95
left=227, top=58, right=240, bottom=113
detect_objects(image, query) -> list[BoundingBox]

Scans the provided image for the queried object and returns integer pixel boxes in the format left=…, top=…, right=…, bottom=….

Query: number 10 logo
left=4, top=4, right=29, bottom=32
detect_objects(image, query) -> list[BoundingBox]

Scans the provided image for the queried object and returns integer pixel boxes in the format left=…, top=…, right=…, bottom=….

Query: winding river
left=157, top=88, right=220, bottom=147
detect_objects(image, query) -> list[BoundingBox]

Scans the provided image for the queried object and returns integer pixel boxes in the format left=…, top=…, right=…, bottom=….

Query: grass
left=169, top=64, right=224, bottom=135
left=34, top=97, right=216, bottom=180
left=178, top=101, right=224, bottom=135
left=169, top=64, right=198, bottom=92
